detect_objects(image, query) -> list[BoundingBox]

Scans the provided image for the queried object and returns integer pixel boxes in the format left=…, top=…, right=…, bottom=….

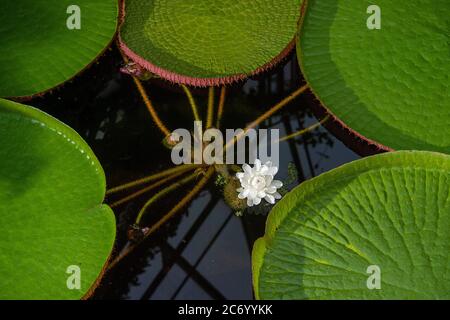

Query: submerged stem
left=135, top=170, right=200, bottom=225
left=216, top=86, right=227, bottom=129
left=278, top=116, right=329, bottom=142
left=181, top=84, right=201, bottom=123
left=109, top=169, right=193, bottom=208
left=206, top=87, right=215, bottom=129
left=106, top=164, right=198, bottom=195
left=143, top=166, right=214, bottom=232
left=107, top=167, right=215, bottom=271
left=133, top=77, right=171, bottom=137
left=224, top=84, right=309, bottom=151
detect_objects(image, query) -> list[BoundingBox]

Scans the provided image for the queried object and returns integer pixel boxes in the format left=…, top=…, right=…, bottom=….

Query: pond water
left=30, top=45, right=359, bottom=300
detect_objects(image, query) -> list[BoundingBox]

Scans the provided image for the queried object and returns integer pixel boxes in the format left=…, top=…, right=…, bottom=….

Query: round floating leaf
left=298, top=0, right=449, bottom=153
left=0, top=0, right=118, bottom=98
left=0, top=99, right=115, bottom=299
left=253, top=151, right=450, bottom=299
left=119, top=0, right=303, bottom=86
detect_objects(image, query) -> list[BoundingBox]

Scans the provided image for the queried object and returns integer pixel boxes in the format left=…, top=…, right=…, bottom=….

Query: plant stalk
left=224, top=84, right=309, bottom=151
left=106, top=164, right=199, bottom=195
left=107, top=167, right=214, bottom=271
left=133, top=77, right=171, bottom=137
left=181, top=84, right=201, bottom=123
left=216, top=86, right=227, bottom=129
left=206, top=87, right=215, bottom=129
left=109, top=169, right=193, bottom=208
left=278, top=116, right=329, bottom=142
left=135, top=170, right=200, bottom=225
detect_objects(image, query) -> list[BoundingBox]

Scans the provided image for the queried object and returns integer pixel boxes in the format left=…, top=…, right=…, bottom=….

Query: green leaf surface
left=298, top=0, right=449, bottom=153
left=253, top=151, right=450, bottom=299
left=0, top=98, right=115, bottom=299
left=0, top=0, right=118, bottom=98
left=120, top=0, right=302, bottom=84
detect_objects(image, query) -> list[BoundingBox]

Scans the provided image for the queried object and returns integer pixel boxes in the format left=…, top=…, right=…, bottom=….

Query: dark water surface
left=30, top=45, right=359, bottom=300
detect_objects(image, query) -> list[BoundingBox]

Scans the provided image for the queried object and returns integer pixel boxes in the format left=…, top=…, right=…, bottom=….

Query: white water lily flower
left=236, top=159, right=283, bottom=207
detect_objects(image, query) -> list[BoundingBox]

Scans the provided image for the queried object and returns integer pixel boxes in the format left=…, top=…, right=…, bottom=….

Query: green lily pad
left=119, top=0, right=303, bottom=86
left=0, top=0, right=118, bottom=98
left=253, top=151, right=450, bottom=299
left=0, top=98, right=115, bottom=299
left=298, top=0, right=449, bottom=153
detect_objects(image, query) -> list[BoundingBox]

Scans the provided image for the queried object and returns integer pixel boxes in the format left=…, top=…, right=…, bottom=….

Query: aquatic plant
left=0, top=0, right=448, bottom=299
left=0, top=98, right=115, bottom=299
left=253, top=151, right=450, bottom=299
left=0, top=0, right=118, bottom=98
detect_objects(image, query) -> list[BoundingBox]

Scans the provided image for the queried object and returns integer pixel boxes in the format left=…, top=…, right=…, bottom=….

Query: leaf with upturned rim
left=253, top=151, right=450, bottom=299
left=297, top=0, right=449, bottom=154
left=119, top=0, right=303, bottom=86
left=0, top=98, right=115, bottom=299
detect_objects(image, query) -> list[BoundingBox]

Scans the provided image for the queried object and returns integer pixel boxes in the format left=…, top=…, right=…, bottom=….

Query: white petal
left=242, top=188, right=250, bottom=197
left=253, top=197, right=261, bottom=205
left=260, top=165, right=269, bottom=175
left=271, top=180, right=283, bottom=188
left=265, top=175, right=273, bottom=185
left=264, top=161, right=273, bottom=167
left=247, top=198, right=254, bottom=207
left=240, top=178, right=250, bottom=187
left=243, top=164, right=252, bottom=175
left=254, top=159, right=261, bottom=171
left=273, top=192, right=282, bottom=199
left=238, top=192, right=246, bottom=199
left=268, top=166, right=278, bottom=175
left=236, top=172, right=244, bottom=179
left=265, top=186, right=277, bottom=194
left=249, top=189, right=257, bottom=199
left=257, top=191, right=266, bottom=198
left=264, top=194, right=275, bottom=204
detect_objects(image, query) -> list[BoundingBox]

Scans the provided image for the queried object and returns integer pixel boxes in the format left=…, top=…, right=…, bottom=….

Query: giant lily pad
left=119, top=0, right=303, bottom=86
left=0, top=0, right=118, bottom=98
left=253, top=151, right=450, bottom=299
left=0, top=98, right=115, bottom=299
left=298, top=0, right=449, bottom=154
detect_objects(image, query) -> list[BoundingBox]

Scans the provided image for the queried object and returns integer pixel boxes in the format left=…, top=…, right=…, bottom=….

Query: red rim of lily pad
left=117, top=0, right=298, bottom=87
left=304, top=90, right=393, bottom=156
left=12, top=39, right=118, bottom=102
